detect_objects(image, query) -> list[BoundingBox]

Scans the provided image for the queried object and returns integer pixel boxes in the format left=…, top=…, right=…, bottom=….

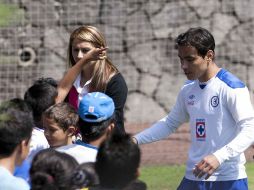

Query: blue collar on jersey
left=199, top=84, right=206, bottom=89
left=75, top=140, right=98, bottom=150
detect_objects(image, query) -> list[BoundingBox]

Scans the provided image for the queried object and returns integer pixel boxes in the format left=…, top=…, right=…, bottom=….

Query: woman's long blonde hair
left=68, top=26, right=118, bottom=92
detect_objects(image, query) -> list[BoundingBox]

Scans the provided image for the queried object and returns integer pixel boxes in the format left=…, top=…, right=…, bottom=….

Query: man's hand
left=193, top=154, right=220, bottom=180
left=252, top=145, right=254, bottom=159
left=132, top=136, right=138, bottom=144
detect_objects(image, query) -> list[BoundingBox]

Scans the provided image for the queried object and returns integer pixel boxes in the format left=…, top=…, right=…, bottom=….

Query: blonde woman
left=56, top=26, right=127, bottom=133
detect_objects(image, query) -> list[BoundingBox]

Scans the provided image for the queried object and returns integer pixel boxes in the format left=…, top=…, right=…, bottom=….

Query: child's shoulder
left=0, top=167, right=29, bottom=190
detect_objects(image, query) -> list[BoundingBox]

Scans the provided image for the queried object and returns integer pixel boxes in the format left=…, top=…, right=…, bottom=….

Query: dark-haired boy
left=43, top=102, right=79, bottom=148
left=14, top=78, right=58, bottom=182
left=24, top=77, right=58, bottom=160
left=0, top=99, right=34, bottom=190
left=91, top=133, right=145, bottom=190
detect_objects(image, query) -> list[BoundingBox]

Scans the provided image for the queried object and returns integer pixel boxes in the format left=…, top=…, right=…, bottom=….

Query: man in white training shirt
left=133, top=27, right=254, bottom=190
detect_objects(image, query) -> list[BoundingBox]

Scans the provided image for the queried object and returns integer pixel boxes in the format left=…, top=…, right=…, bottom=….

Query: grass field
left=0, top=2, right=24, bottom=27
left=140, top=162, right=254, bottom=190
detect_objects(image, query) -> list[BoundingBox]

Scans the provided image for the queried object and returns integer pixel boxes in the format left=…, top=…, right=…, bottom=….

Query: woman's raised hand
left=85, top=47, right=108, bottom=62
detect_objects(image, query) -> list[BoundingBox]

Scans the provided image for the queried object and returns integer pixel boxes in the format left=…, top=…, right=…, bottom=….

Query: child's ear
left=108, top=123, right=115, bottom=132
left=67, top=126, right=76, bottom=137
left=19, top=139, right=30, bottom=152
left=105, top=123, right=115, bottom=137
left=17, top=139, right=30, bottom=165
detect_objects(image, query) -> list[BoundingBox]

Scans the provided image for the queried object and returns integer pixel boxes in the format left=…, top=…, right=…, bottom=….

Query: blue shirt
left=0, top=166, right=30, bottom=190
left=14, top=159, right=31, bottom=184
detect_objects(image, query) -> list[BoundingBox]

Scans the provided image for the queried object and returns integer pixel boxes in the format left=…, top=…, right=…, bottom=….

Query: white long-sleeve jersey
left=135, top=69, right=254, bottom=181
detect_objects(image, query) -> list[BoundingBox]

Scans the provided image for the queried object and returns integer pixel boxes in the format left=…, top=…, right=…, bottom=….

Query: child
left=43, top=102, right=79, bottom=148
left=24, top=77, right=58, bottom=160
left=30, top=149, right=78, bottom=190
left=91, top=133, right=145, bottom=190
left=71, top=162, right=99, bottom=189
left=57, top=92, right=116, bottom=163
left=0, top=98, right=34, bottom=190
left=14, top=77, right=58, bottom=182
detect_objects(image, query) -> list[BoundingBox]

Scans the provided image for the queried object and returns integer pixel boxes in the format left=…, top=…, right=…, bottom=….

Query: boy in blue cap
left=57, top=92, right=116, bottom=163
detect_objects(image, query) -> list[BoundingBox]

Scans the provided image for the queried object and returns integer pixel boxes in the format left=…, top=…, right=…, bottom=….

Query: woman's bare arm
left=56, top=47, right=107, bottom=103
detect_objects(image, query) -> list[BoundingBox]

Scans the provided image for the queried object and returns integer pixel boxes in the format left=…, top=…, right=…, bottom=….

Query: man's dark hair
left=95, top=133, right=141, bottom=189
left=43, top=102, right=79, bottom=131
left=78, top=113, right=115, bottom=143
left=24, top=77, right=58, bottom=127
left=0, top=98, right=34, bottom=157
left=176, top=27, right=215, bottom=58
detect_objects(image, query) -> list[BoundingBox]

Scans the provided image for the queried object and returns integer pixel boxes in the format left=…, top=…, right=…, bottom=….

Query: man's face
left=178, top=45, right=209, bottom=82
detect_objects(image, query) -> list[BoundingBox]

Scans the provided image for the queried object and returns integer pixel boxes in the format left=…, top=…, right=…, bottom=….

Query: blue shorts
left=177, top=177, right=248, bottom=190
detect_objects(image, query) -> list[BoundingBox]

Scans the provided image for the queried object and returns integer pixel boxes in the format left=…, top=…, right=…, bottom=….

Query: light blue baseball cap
left=78, top=92, right=115, bottom=123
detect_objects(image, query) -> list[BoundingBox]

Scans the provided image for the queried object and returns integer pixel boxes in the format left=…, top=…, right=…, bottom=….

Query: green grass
left=0, top=55, right=18, bottom=64
left=246, top=162, right=254, bottom=188
left=0, top=2, right=24, bottom=27
left=140, top=162, right=254, bottom=190
left=140, top=165, right=185, bottom=190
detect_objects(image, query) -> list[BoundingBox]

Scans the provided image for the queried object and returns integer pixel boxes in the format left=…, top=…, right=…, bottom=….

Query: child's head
left=70, top=162, right=99, bottom=189
left=43, top=102, right=78, bottom=148
left=95, top=133, right=141, bottom=189
left=24, top=77, right=58, bottom=128
left=0, top=98, right=34, bottom=165
left=33, top=77, right=58, bottom=88
left=78, top=92, right=116, bottom=143
left=30, top=149, right=78, bottom=190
